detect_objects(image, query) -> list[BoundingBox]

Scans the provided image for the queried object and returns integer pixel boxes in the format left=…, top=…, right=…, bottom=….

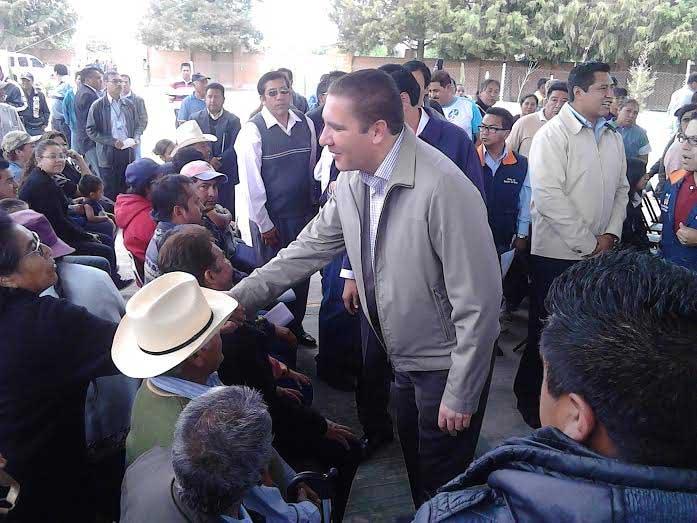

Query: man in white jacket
left=514, top=61, right=629, bottom=428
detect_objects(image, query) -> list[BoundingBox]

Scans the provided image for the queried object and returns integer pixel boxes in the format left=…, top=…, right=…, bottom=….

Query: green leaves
left=138, top=0, right=261, bottom=52
left=0, top=0, right=77, bottom=50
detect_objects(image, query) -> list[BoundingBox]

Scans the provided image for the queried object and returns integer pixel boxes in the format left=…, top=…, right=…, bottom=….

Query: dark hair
left=567, top=61, right=611, bottom=102
left=0, top=199, right=28, bottom=214
left=520, top=94, right=538, bottom=107
left=206, top=82, right=225, bottom=97
left=172, top=146, right=205, bottom=174
left=619, top=98, right=639, bottom=111
left=40, top=130, right=68, bottom=144
left=79, top=67, right=101, bottom=83
left=180, top=62, right=191, bottom=70
left=78, top=174, right=103, bottom=197
left=328, top=69, right=404, bottom=135
left=383, top=66, right=420, bottom=107
left=403, top=60, right=431, bottom=87
left=150, top=174, right=194, bottom=222
left=54, top=64, right=68, bottom=76
left=541, top=250, right=697, bottom=469
left=121, top=74, right=131, bottom=82
left=153, top=138, right=175, bottom=158
left=431, top=70, right=453, bottom=88
left=0, top=159, right=9, bottom=171
left=0, top=210, right=21, bottom=276
left=256, top=71, right=289, bottom=96
left=692, top=91, right=697, bottom=104
left=378, top=63, right=404, bottom=75
left=485, top=107, right=514, bottom=130
left=316, top=71, right=349, bottom=102
left=158, top=225, right=216, bottom=285
left=105, top=71, right=121, bottom=83
left=479, top=78, right=500, bottom=92
left=613, top=87, right=628, bottom=98
left=546, top=81, right=568, bottom=97
left=277, top=67, right=293, bottom=83
left=688, top=72, right=697, bottom=85
left=626, top=157, right=647, bottom=194
left=537, top=77, right=548, bottom=89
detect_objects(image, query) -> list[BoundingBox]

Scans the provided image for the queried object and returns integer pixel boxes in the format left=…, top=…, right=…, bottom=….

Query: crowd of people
left=0, top=56, right=696, bottom=523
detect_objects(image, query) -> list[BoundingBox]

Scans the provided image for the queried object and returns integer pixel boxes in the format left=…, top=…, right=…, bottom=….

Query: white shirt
left=235, top=106, right=317, bottom=233
left=416, top=107, right=430, bottom=136
left=314, top=146, right=334, bottom=192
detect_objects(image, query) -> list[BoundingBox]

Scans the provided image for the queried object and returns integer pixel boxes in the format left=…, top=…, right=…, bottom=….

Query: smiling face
left=572, top=72, right=613, bottom=120
left=36, top=144, right=66, bottom=175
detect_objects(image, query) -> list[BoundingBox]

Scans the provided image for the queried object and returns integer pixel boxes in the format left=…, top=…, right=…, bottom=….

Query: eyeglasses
left=23, top=231, right=46, bottom=259
left=677, top=133, right=697, bottom=146
left=478, top=125, right=508, bottom=133
left=40, top=154, right=67, bottom=160
left=265, top=88, right=290, bottom=98
left=108, top=79, right=123, bottom=85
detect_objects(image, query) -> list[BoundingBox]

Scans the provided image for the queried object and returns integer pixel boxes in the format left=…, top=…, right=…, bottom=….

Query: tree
left=627, top=44, right=656, bottom=109
left=138, top=0, right=261, bottom=56
left=331, top=0, right=454, bottom=59
left=0, top=0, right=77, bottom=51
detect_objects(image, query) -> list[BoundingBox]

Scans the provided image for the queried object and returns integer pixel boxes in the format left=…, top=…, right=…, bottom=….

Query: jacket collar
left=558, top=103, right=615, bottom=137
left=476, top=144, right=517, bottom=167
left=440, top=426, right=697, bottom=494
left=385, top=125, right=417, bottom=192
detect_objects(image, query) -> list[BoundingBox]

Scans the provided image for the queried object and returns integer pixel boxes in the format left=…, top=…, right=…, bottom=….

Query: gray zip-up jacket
left=230, top=127, right=501, bottom=412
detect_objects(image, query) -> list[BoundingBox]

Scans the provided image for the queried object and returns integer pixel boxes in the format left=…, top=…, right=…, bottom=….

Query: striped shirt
left=359, top=130, right=405, bottom=264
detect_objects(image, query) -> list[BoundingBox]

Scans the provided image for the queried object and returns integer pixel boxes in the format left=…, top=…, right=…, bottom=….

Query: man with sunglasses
left=477, top=107, right=530, bottom=255
left=235, top=70, right=318, bottom=347
left=86, top=71, right=144, bottom=200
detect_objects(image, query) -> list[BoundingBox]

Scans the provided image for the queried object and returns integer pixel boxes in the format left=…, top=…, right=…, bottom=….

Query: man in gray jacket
left=230, top=69, right=501, bottom=506
left=121, top=74, right=148, bottom=159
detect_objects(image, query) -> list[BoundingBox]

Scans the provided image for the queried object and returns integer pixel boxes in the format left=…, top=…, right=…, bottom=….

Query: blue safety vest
left=660, top=174, right=697, bottom=271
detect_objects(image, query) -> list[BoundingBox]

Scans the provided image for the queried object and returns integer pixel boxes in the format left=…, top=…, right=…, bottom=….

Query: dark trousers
left=393, top=359, right=494, bottom=508
left=73, top=237, right=121, bottom=283
left=51, top=117, right=72, bottom=147
left=355, top=312, right=393, bottom=437
left=514, top=255, right=577, bottom=427
left=101, top=148, right=131, bottom=200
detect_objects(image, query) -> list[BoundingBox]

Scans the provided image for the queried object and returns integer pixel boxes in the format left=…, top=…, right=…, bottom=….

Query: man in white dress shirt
left=235, top=70, right=318, bottom=346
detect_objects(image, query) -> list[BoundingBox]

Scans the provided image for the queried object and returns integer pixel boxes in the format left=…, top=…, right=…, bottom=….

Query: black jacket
left=18, top=87, right=50, bottom=133
left=414, top=427, right=697, bottom=522
left=74, top=84, right=100, bottom=154
left=19, top=167, right=94, bottom=246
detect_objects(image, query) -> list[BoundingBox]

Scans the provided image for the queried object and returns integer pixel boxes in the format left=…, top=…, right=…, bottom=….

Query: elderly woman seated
left=120, top=386, right=321, bottom=522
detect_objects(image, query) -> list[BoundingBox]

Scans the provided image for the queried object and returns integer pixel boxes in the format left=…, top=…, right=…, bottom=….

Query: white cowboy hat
left=111, top=272, right=236, bottom=378
left=173, top=120, right=217, bottom=153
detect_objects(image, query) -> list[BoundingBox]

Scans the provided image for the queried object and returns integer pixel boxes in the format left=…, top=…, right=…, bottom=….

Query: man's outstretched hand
left=438, top=402, right=472, bottom=436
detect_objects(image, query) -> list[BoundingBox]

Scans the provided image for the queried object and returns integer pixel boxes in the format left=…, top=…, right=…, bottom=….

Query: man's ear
left=371, top=120, right=390, bottom=144
left=559, top=392, right=596, bottom=443
left=202, top=268, right=217, bottom=288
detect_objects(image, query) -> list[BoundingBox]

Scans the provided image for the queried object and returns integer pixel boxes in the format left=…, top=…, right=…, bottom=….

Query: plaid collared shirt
left=359, top=130, right=405, bottom=265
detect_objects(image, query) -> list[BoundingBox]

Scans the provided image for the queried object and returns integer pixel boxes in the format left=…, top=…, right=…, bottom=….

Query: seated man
left=120, top=386, right=320, bottom=522
left=157, top=226, right=361, bottom=521
left=144, top=174, right=202, bottom=283
left=414, top=250, right=697, bottom=521
left=112, top=272, right=309, bottom=519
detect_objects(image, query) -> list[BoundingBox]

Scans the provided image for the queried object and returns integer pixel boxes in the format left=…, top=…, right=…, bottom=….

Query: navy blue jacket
left=413, top=427, right=697, bottom=522
left=660, top=172, right=697, bottom=271
left=74, top=84, right=100, bottom=154
left=420, top=107, right=485, bottom=199
left=478, top=146, right=528, bottom=252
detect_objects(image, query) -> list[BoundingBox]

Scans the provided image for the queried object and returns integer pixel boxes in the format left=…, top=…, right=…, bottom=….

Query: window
left=30, top=58, right=44, bottom=68
left=18, top=57, right=28, bottom=67
left=9, top=57, right=15, bottom=67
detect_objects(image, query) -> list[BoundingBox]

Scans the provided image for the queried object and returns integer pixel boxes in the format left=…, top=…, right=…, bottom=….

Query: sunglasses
left=265, top=88, right=290, bottom=98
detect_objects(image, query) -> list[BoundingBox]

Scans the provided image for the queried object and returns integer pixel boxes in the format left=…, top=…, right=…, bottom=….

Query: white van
left=5, top=52, right=49, bottom=84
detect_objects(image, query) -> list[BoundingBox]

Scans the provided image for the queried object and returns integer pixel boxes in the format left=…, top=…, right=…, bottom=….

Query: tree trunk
left=417, top=39, right=425, bottom=59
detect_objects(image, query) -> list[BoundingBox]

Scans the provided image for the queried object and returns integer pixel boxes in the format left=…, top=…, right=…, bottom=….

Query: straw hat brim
left=111, top=287, right=237, bottom=378
left=172, top=133, right=217, bottom=155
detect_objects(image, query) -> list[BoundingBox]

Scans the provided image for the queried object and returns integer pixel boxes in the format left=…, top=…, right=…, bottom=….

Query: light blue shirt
left=149, top=373, right=320, bottom=523
left=108, top=95, right=129, bottom=141
left=483, top=145, right=531, bottom=237
left=178, top=93, right=206, bottom=122
left=8, top=161, right=22, bottom=182
left=566, top=103, right=610, bottom=143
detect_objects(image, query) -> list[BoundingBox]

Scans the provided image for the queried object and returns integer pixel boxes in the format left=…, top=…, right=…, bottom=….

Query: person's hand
left=296, top=482, right=321, bottom=506
left=89, top=232, right=102, bottom=243
left=327, top=181, right=338, bottom=194
left=277, top=387, right=303, bottom=404
left=513, top=236, right=528, bottom=252
left=590, top=234, right=616, bottom=256
left=287, top=368, right=311, bottom=388
left=437, top=402, right=472, bottom=436
left=325, top=420, right=358, bottom=450
left=342, top=278, right=360, bottom=315
left=65, top=149, right=82, bottom=161
left=261, top=227, right=281, bottom=248
left=229, top=303, right=246, bottom=323
left=210, top=156, right=222, bottom=170
left=677, top=222, right=697, bottom=246
left=274, top=325, right=298, bottom=348
left=114, top=139, right=124, bottom=150
left=220, top=319, right=241, bottom=335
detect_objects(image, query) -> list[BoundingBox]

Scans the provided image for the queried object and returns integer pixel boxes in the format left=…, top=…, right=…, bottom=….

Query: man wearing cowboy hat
left=112, top=272, right=319, bottom=522
left=172, top=119, right=219, bottom=170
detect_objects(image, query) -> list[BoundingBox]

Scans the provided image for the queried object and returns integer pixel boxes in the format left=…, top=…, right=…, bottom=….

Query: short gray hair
left=172, top=386, right=273, bottom=514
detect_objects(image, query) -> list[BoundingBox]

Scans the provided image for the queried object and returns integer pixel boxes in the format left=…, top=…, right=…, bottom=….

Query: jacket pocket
left=432, top=287, right=456, bottom=342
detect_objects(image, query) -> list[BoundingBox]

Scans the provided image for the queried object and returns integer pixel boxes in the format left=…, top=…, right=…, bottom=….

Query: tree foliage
left=0, top=0, right=77, bottom=50
left=332, top=0, right=697, bottom=64
left=138, top=0, right=261, bottom=54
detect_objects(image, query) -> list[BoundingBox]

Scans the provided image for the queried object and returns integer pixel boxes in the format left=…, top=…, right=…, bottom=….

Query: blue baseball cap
left=125, top=159, right=164, bottom=192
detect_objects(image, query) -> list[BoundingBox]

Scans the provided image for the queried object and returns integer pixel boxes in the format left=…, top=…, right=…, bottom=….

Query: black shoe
left=297, top=331, right=317, bottom=347
left=360, top=431, right=394, bottom=460
left=115, top=278, right=134, bottom=290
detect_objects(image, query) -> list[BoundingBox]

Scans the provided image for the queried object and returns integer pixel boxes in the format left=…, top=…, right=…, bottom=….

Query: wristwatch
left=516, top=234, right=528, bottom=240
